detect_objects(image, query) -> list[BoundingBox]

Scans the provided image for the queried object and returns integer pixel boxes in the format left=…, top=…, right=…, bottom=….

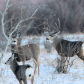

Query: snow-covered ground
left=0, top=35, right=84, bottom=84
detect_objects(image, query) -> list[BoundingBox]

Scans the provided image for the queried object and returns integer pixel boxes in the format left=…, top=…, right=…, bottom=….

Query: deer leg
left=58, top=56, right=67, bottom=73
left=37, top=61, right=40, bottom=76
left=34, top=61, right=40, bottom=76
left=31, top=75, right=34, bottom=84
left=61, top=56, right=67, bottom=73
left=18, top=80, right=22, bottom=84
left=33, top=59, right=40, bottom=75
left=33, top=60, right=37, bottom=75
left=34, top=63, right=37, bottom=75
left=23, top=79, right=27, bottom=84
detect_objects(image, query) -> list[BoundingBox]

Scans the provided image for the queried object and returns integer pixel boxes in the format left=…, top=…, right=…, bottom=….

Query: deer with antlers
left=46, top=19, right=84, bottom=73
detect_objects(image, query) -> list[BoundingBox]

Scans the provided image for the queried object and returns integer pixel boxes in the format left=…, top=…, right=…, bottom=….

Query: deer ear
left=17, top=32, right=21, bottom=38
left=55, top=31, right=60, bottom=35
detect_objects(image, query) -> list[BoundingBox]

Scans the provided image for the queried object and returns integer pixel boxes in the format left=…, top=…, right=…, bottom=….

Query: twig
left=4, top=0, right=9, bottom=12
left=7, top=0, right=20, bottom=9
left=0, top=11, right=2, bottom=15
left=4, top=17, right=19, bottom=25
left=30, top=5, right=41, bottom=18
left=1, top=14, right=8, bottom=40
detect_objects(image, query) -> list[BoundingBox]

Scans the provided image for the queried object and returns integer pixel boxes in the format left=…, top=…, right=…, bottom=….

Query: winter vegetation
left=0, top=0, right=84, bottom=84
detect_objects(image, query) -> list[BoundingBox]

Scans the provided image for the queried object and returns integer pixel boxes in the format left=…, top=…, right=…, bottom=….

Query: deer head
left=46, top=18, right=61, bottom=42
left=5, top=54, right=15, bottom=65
left=11, top=32, right=21, bottom=45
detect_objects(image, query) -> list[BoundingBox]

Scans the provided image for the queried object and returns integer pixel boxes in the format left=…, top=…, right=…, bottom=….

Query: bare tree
left=0, top=0, right=40, bottom=73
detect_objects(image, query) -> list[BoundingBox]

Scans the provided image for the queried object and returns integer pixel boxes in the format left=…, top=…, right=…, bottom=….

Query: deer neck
left=10, top=60, right=18, bottom=74
left=52, top=37, right=61, bottom=49
left=11, top=44, right=18, bottom=53
left=11, top=44, right=18, bottom=48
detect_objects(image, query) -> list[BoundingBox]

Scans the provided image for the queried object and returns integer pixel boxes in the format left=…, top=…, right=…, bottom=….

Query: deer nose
left=46, top=38, right=49, bottom=40
left=5, top=62, right=6, bottom=64
left=13, top=40, right=16, bottom=42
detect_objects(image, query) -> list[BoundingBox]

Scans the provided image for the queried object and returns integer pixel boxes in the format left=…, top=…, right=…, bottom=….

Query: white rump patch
left=25, top=67, right=34, bottom=80
left=82, top=43, right=84, bottom=56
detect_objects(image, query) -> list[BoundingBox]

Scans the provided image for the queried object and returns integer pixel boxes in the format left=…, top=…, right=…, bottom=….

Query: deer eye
left=50, top=35, right=53, bottom=37
left=13, top=40, right=16, bottom=42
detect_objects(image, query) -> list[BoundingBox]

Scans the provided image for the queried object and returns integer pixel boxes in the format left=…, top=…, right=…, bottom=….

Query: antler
left=49, top=31, right=60, bottom=36
left=44, top=18, right=60, bottom=36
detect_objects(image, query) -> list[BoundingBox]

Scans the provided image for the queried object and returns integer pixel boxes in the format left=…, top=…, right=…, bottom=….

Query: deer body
left=5, top=57, right=34, bottom=84
left=47, top=36, right=84, bottom=60
left=11, top=43, right=40, bottom=75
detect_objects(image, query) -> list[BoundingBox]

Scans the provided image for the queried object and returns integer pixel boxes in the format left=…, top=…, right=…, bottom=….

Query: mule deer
left=5, top=55, right=34, bottom=84
left=11, top=32, right=40, bottom=75
left=46, top=31, right=84, bottom=73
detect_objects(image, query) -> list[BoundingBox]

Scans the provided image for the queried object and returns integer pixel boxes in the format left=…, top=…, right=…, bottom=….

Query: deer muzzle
left=5, top=61, right=7, bottom=64
left=46, top=38, right=49, bottom=40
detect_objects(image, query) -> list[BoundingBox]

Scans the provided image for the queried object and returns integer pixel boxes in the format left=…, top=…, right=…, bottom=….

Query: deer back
left=55, top=39, right=83, bottom=56
left=22, top=44, right=40, bottom=61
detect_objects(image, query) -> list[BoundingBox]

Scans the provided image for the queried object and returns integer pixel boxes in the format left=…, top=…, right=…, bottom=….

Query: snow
left=0, top=35, right=84, bottom=84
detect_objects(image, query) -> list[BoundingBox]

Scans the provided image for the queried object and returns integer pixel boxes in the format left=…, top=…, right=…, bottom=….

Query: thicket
left=0, top=0, right=84, bottom=42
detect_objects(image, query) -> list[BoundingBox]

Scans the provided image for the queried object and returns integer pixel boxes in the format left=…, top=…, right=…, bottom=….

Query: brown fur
left=11, top=43, right=40, bottom=75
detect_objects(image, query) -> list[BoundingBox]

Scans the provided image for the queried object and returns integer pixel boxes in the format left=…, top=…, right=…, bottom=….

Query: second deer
left=11, top=33, right=40, bottom=75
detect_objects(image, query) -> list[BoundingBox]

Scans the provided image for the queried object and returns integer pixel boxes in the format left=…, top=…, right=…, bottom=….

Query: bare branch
left=7, top=0, right=19, bottom=9
left=1, top=0, right=10, bottom=40
left=30, top=5, right=41, bottom=17
left=9, top=18, right=30, bottom=36
left=9, top=4, right=42, bottom=36
left=1, top=15, right=8, bottom=40
left=4, top=0, right=19, bottom=13
left=0, top=37, right=11, bottom=72
left=0, top=11, right=2, bottom=15
left=9, top=17, right=45, bottom=36
left=4, top=0, right=10, bottom=13
left=4, top=17, right=19, bottom=25
left=6, top=0, right=9, bottom=8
